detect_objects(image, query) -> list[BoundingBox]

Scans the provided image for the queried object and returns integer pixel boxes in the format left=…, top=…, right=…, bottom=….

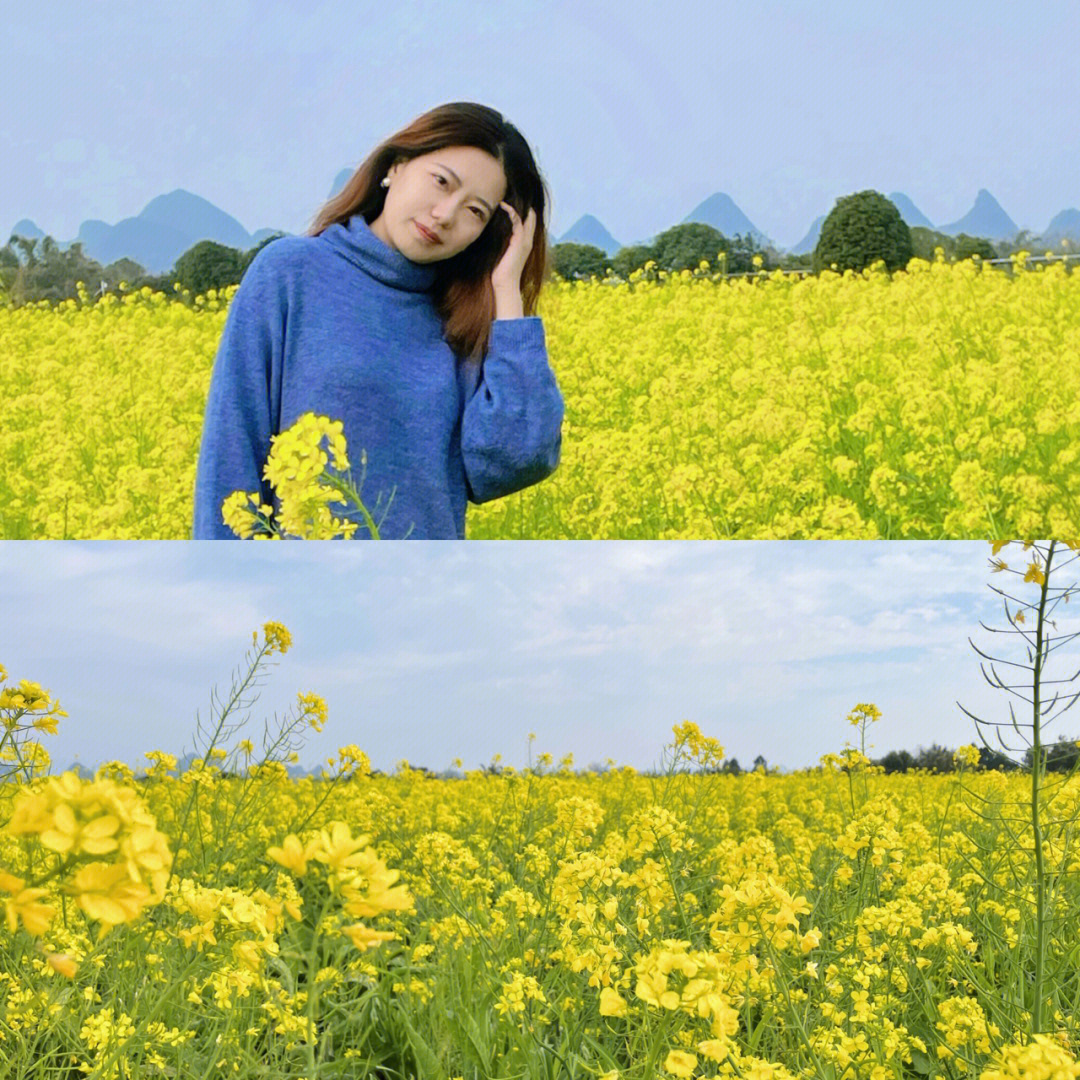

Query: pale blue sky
left=4, top=0, right=1078, bottom=250
left=2, top=542, right=1074, bottom=774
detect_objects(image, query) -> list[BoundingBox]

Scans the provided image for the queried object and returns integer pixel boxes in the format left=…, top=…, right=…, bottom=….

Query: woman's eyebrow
left=433, top=163, right=494, bottom=213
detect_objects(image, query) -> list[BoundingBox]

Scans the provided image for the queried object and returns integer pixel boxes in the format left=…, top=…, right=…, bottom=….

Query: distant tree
left=953, top=233, right=997, bottom=261
left=609, top=227, right=769, bottom=280
left=878, top=749, right=915, bottom=774
left=550, top=242, right=608, bottom=282
left=978, top=745, right=1019, bottom=771
left=610, top=242, right=657, bottom=279
left=137, top=273, right=179, bottom=296
left=174, top=239, right=244, bottom=297
left=0, top=243, right=18, bottom=296
left=913, top=743, right=956, bottom=773
left=813, top=190, right=913, bottom=274
left=724, top=232, right=772, bottom=275
left=650, top=222, right=729, bottom=273
left=779, top=250, right=814, bottom=273
left=103, top=257, right=146, bottom=281
left=721, top=757, right=742, bottom=776
left=1023, top=734, right=1080, bottom=774
left=0, top=233, right=118, bottom=304
left=909, top=227, right=954, bottom=262
left=752, top=754, right=768, bottom=772
left=11, top=235, right=39, bottom=270
left=909, top=229, right=996, bottom=264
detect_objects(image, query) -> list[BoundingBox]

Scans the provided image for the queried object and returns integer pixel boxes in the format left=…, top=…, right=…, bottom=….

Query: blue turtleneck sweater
left=192, top=213, right=564, bottom=539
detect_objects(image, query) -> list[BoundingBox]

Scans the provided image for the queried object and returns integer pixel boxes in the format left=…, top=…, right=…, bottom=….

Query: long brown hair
left=307, top=103, right=551, bottom=362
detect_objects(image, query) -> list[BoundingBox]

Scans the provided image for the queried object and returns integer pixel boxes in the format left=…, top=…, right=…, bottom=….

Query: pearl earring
left=381, top=177, right=390, bottom=188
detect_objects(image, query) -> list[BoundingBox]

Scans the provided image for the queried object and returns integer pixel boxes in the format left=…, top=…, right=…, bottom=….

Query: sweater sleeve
left=459, top=317, right=564, bottom=504
left=192, top=250, right=286, bottom=539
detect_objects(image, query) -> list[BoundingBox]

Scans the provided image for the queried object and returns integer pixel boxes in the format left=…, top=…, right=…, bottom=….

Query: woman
left=192, top=102, right=564, bottom=539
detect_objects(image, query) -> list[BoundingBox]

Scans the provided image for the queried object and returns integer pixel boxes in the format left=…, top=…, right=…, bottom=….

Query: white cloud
left=3, top=540, right=1073, bottom=772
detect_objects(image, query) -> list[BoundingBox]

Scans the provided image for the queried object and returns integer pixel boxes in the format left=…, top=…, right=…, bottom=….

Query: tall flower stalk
left=958, top=539, right=1080, bottom=1036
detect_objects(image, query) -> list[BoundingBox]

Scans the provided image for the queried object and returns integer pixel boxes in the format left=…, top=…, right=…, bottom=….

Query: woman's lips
left=414, top=221, right=441, bottom=244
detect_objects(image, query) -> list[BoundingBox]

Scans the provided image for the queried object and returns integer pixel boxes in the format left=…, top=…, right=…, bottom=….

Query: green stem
left=305, top=890, right=336, bottom=1075
left=1030, top=540, right=1054, bottom=1034
left=316, top=470, right=382, bottom=539
left=167, top=643, right=271, bottom=888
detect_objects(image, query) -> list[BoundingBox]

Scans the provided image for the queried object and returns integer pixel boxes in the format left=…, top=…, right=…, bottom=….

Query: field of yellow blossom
left=4, top=618, right=1080, bottom=1078
left=1, top=253, right=1077, bottom=539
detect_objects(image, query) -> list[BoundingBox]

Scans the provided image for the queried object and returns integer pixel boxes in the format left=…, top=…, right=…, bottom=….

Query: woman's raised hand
left=491, top=203, right=537, bottom=293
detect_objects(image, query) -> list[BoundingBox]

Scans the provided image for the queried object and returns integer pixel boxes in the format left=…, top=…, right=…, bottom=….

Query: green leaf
left=455, top=1006, right=490, bottom=1071
left=400, top=1014, right=446, bottom=1080
left=911, top=1050, right=934, bottom=1075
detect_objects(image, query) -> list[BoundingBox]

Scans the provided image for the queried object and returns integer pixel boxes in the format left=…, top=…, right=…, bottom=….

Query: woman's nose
left=431, top=199, right=459, bottom=227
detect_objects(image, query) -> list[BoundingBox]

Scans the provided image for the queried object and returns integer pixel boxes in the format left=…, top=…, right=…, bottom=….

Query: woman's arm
left=192, top=250, right=286, bottom=538
left=459, top=317, right=564, bottom=504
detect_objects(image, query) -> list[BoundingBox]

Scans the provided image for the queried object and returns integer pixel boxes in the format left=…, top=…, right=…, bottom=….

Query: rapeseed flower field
left=4, top=612, right=1080, bottom=1078
left=2, top=253, right=1077, bottom=539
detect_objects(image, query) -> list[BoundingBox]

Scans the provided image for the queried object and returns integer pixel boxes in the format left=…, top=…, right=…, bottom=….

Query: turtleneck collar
left=318, top=212, right=437, bottom=293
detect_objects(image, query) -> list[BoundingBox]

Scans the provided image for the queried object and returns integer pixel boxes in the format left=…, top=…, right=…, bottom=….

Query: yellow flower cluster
left=935, top=994, right=1001, bottom=1059
left=0, top=667, right=67, bottom=783
left=261, top=619, right=292, bottom=655
left=955, top=743, right=982, bottom=769
left=495, top=970, right=548, bottom=1016
left=4, top=772, right=172, bottom=937
left=3, top=259, right=1079, bottom=537
left=296, top=691, right=329, bottom=732
left=670, top=720, right=725, bottom=767
left=980, top=1035, right=1080, bottom=1080
left=471, top=258, right=1080, bottom=537
left=635, top=941, right=742, bottom=1035
left=170, top=876, right=294, bottom=970
left=222, top=413, right=377, bottom=539
left=266, top=820, right=413, bottom=952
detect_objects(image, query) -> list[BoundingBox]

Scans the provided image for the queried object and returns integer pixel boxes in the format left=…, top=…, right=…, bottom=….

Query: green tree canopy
left=610, top=243, right=657, bottom=280
left=813, top=190, right=913, bottom=274
left=878, top=749, right=915, bottom=773
left=0, top=234, right=125, bottom=305
left=952, top=233, right=998, bottom=261
left=549, top=242, right=609, bottom=282
left=650, top=222, right=728, bottom=272
left=909, top=227, right=996, bottom=263
left=174, top=240, right=245, bottom=297
left=912, top=743, right=956, bottom=773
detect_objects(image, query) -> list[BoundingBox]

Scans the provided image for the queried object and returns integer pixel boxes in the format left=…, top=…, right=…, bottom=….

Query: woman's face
left=369, top=145, right=508, bottom=263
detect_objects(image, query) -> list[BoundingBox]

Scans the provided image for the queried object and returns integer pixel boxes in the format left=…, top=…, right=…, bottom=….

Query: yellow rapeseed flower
left=0, top=871, right=56, bottom=936
left=663, top=1050, right=698, bottom=1077
left=262, top=622, right=292, bottom=654
left=341, top=923, right=397, bottom=951
left=266, top=834, right=317, bottom=878
left=297, top=691, right=328, bottom=732
left=46, top=952, right=79, bottom=978
left=67, top=861, right=153, bottom=936
left=980, top=1035, right=1080, bottom=1080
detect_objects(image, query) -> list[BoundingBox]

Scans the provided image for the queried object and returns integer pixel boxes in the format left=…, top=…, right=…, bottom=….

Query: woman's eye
left=433, top=174, right=484, bottom=220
